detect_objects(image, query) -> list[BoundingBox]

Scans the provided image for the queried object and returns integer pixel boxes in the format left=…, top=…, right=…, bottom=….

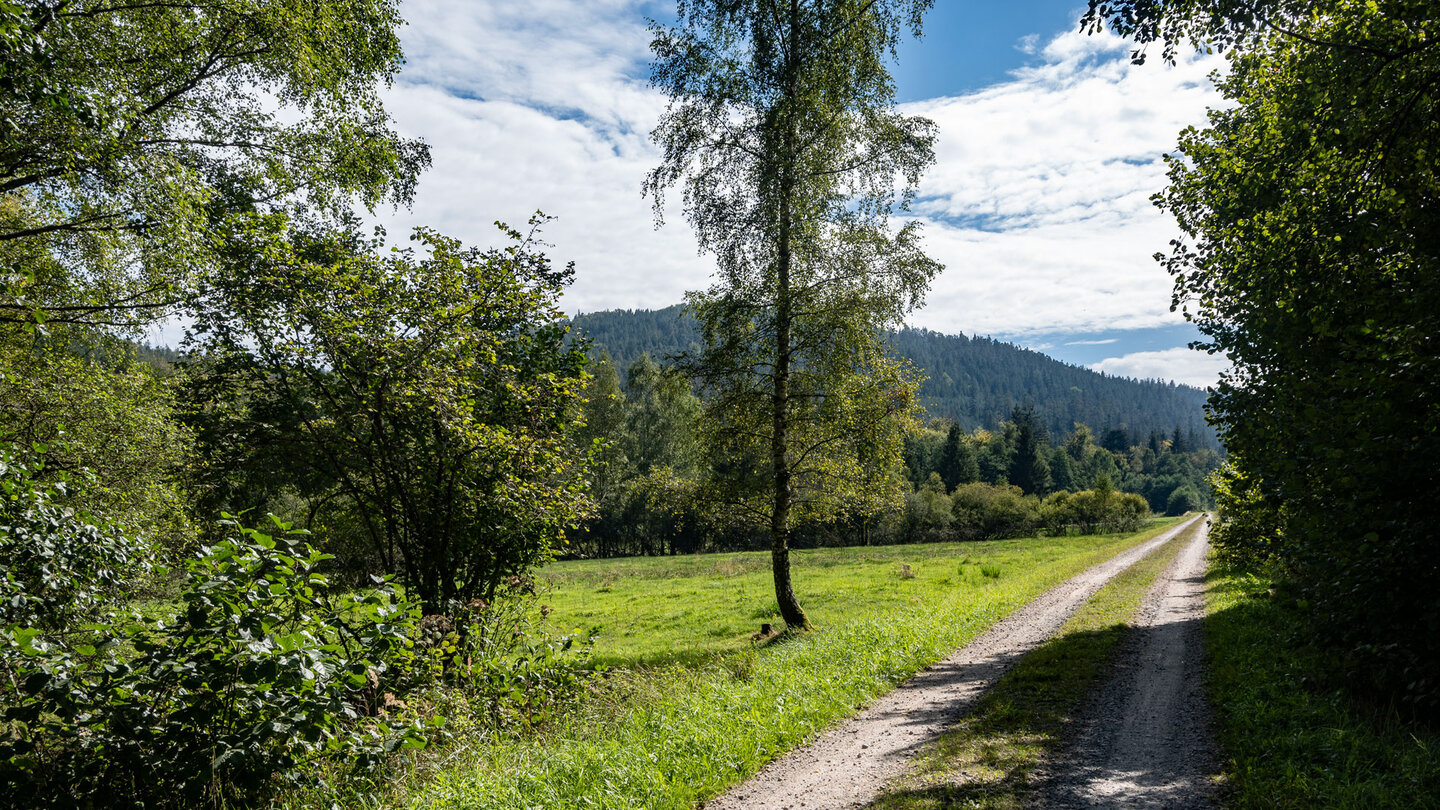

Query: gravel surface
left=701, top=514, right=1207, bottom=810
left=1033, top=517, right=1219, bottom=810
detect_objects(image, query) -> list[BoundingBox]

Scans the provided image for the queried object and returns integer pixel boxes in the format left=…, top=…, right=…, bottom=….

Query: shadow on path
left=866, top=624, right=1133, bottom=809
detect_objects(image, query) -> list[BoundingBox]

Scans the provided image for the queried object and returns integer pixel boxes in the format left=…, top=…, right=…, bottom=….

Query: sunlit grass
left=316, top=520, right=1185, bottom=810
left=541, top=534, right=1113, bottom=670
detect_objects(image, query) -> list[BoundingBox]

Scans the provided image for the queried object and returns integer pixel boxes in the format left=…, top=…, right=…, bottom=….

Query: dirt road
left=1034, top=517, right=1219, bottom=809
left=702, top=513, right=1207, bottom=810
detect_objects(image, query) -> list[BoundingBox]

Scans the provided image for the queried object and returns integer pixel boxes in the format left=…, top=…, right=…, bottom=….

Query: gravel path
left=1033, top=516, right=1219, bottom=810
left=701, top=513, right=1207, bottom=810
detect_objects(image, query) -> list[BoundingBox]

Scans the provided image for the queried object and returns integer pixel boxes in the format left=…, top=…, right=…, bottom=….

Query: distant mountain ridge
left=570, top=305, right=1216, bottom=448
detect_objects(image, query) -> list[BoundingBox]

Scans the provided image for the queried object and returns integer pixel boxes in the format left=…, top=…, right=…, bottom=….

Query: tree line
left=571, top=354, right=1218, bottom=559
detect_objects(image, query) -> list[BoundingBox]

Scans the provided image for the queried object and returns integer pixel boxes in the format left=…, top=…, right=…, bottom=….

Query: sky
left=372, top=0, right=1233, bottom=388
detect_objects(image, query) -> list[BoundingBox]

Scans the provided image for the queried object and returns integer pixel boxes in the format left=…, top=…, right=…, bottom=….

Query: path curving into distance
left=702, top=512, right=1208, bottom=810
left=1034, top=516, right=1219, bottom=809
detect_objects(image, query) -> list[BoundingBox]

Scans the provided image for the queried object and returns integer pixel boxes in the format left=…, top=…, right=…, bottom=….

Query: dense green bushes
left=0, top=444, right=155, bottom=632
left=1108, top=0, right=1440, bottom=712
left=895, top=478, right=1151, bottom=544
left=1039, top=487, right=1150, bottom=535
left=1165, top=486, right=1202, bottom=517
left=0, top=495, right=428, bottom=808
left=0, top=451, right=592, bottom=808
left=950, top=482, right=1042, bottom=540
left=0, top=345, right=195, bottom=556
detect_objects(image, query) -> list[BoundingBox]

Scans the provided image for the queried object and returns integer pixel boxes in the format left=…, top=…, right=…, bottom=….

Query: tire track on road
left=702, top=513, right=1207, bottom=810
left=1034, top=516, right=1219, bottom=810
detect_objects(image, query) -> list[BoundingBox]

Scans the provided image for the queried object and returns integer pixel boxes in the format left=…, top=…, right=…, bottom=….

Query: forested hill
left=570, top=305, right=1216, bottom=448
left=887, top=329, right=1213, bottom=447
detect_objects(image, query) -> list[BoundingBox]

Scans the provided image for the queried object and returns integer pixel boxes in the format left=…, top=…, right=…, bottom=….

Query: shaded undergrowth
left=1204, top=562, right=1440, bottom=809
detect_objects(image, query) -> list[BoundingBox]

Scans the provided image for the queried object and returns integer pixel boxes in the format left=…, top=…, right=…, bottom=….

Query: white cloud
left=378, top=4, right=1227, bottom=339
left=395, top=0, right=658, bottom=128
left=908, top=216, right=1183, bottom=336
left=1089, top=347, right=1230, bottom=388
left=902, top=29, right=1226, bottom=337
left=380, top=84, right=706, bottom=311
left=379, top=1, right=707, bottom=312
left=1065, top=337, right=1119, bottom=346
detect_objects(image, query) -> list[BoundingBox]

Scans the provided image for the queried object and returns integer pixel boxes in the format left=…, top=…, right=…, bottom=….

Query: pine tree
left=1007, top=404, right=1052, bottom=495
left=1171, top=424, right=1189, bottom=454
left=936, top=422, right=980, bottom=491
left=1049, top=446, right=1077, bottom=492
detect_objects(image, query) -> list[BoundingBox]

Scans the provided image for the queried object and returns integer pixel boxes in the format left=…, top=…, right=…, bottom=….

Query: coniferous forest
left=569, top=340, right=1218, bottom=559
left=573, top=305, right=1216, bottom=447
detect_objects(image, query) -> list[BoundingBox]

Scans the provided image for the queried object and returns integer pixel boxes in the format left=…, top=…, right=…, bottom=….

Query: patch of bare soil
left=1032, top=517, right=1219, bottom=809
left=701, top=514, right=1206, bottom=810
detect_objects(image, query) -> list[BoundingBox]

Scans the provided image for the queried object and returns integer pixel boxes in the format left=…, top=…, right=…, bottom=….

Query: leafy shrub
left=0, top=515, right=430, bottom=809
left=186, top=221, right=592, bottom=614
left=1039, top=491, right=1074, bottom=536
left=1208, top=463, right=1286, bottom=567
left=0, top=347, right=196, bottom=556
left=0, top=443, right=154, bottom=632
left=1066, top=490, right=1110, bottom=533
left=405, top=578, right=598, bottom=732
left=1109, top=492, right=1151, bottom=532
left=1141, top=0, right=1440, bottom=713
left=902, top=473, right=954, bottom=542
left=1165, top=485, right=1201, bottom=516
left=1037, top=487, right=1150, bottom=534
left=951, top=482, right=1040, bottom=541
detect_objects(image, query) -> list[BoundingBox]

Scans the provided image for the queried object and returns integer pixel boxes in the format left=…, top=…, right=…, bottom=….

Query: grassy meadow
left=327, top=518, right=1186, bottom=810
left=541, top=534, right=1139, bottom=669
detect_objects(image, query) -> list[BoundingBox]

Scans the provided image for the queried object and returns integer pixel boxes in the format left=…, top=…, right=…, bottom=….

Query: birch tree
left=646, top=0, right=941, bottom=629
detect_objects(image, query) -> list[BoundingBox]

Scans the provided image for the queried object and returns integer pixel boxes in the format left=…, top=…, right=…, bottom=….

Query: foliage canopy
left=0, top=0, right=427, bottom=332
left=187, top=217, right=593, bottom=613
left=1089, top=0, right=1440, bottom=709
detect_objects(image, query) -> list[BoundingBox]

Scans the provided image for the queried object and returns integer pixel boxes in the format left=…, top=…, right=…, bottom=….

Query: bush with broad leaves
left=1, top=506, right=432, bottom=809
left=0, top=442, right=154, bottom=633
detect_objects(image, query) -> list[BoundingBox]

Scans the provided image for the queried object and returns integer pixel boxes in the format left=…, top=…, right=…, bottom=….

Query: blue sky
left=891, top=0, right=1100, bottom=99
left=371, top=0, right=1231, bottom=388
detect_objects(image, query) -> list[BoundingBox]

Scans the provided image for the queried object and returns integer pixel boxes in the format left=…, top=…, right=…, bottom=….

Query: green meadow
left=332, top=518, right=1186, bottom=809
left=540, top=531, right=1149, bottom=669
